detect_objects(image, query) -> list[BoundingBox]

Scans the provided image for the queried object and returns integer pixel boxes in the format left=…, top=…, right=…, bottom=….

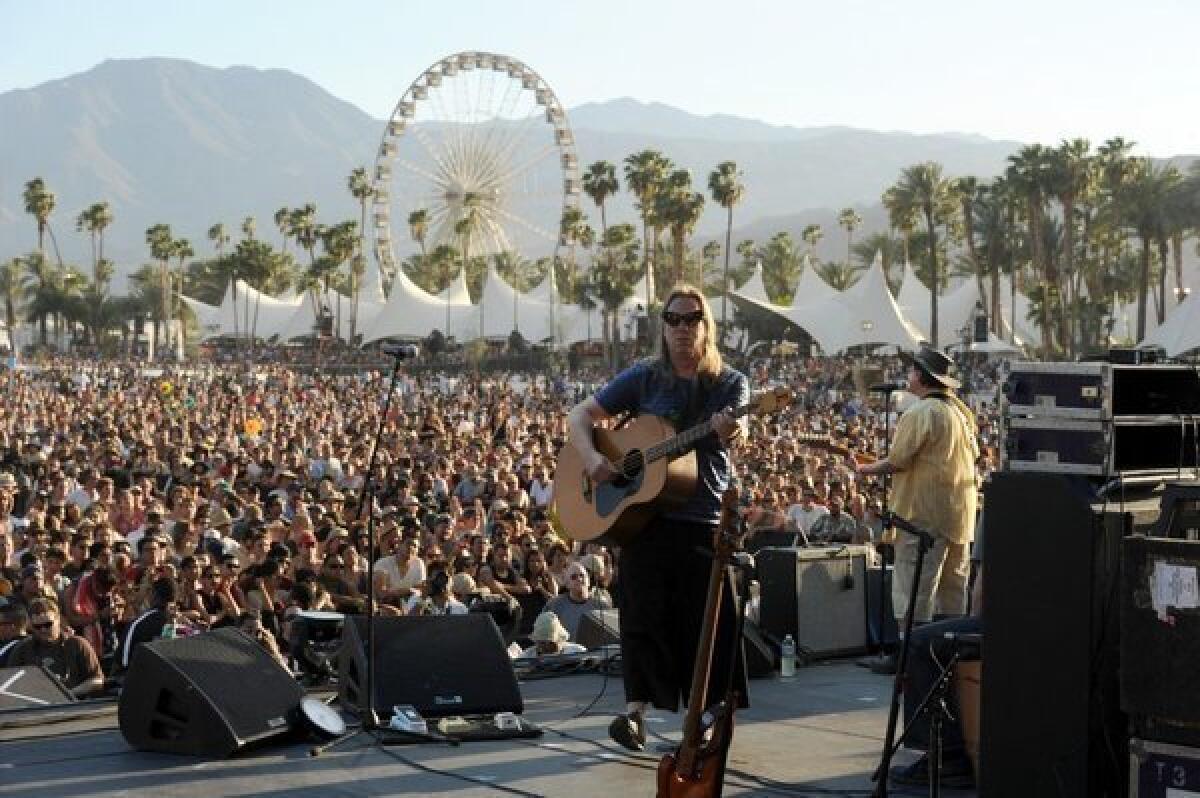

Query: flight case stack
left=1000, top=361, right=1200, bottom=480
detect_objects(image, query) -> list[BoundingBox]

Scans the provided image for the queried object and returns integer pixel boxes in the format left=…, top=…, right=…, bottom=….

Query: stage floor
left=0, top=661, right=976, bottom=797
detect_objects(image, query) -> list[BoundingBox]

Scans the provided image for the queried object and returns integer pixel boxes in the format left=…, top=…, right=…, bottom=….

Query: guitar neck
left=645, top=404, right=752, bottom=463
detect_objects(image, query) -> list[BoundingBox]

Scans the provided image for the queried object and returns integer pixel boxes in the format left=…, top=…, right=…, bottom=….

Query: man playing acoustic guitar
left=566, top=285, right=749, bottom=752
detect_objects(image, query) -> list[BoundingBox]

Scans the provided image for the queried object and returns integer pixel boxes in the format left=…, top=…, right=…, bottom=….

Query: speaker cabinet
left=757, top=545, right=869, bottom=658
left=0, top=666, right=75, bottom=709
left=118, top=628, right=304, bottom=758
left=338, top=614, right=522, bottom=719
left=981, top=472, right=1161, bottom=797
left=576, top=609, right=620, bottom=650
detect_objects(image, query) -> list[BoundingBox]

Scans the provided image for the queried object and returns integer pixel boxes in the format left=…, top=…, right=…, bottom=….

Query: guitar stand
left=869, top=512, right=935, bottom=798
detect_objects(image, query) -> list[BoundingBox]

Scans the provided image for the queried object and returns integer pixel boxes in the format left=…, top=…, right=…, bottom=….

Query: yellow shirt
left=887, top=394, right=978, bottom=545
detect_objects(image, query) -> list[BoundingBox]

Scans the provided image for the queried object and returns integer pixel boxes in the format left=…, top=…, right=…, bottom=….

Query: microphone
left=870, top=382, right=905, bottom=393
left=380, top=343, right=420, bottom=359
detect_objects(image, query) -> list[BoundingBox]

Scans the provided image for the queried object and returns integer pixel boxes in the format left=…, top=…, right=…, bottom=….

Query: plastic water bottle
left=781, top=634, right=796, bottom=678
left=161, top=623, right=176, bottom=639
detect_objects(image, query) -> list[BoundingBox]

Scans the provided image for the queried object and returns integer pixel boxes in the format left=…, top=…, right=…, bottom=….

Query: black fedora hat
left=906, top=344, right=960, bottom=389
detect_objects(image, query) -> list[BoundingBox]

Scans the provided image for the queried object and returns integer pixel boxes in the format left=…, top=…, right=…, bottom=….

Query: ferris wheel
left=371, top=51, right=581, bottom=278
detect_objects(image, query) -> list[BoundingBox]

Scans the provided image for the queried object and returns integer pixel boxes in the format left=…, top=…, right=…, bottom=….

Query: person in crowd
left=118, top=577, right=180, bottom=674
left=520, top=611, right=586, bottom=658
left=238, top=609, right=288, bottom=670
left=0, top=598, right=29, bottom=665
left=807, top=496, right=859, bottom=544
left=543, top=560, right=613, bottom=642
left=7, top=598, right=104, bottom=698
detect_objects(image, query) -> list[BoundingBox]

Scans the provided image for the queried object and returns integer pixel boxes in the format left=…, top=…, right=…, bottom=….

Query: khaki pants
left=891, top=532, right=970, bottom=623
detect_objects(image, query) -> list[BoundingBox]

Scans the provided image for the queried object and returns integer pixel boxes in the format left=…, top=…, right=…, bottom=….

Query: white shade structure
left=896, top=261, right=930, bottom=336
left=362, top=270, right=460, bottom=342
left=789, top=254, right=838, bottom=309
left=190, top=280, right=303, bottom=341
left=479, top=264, right=560, bottom=341
left=810, top=252, right=924, bottom=353
left=1141, top=287, right=1200, bottom=355
left=735, top=261, right=779, bottom=307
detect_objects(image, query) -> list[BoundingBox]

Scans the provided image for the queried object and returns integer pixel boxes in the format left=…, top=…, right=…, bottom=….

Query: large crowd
left=0, top=351, right=1007, bottom=695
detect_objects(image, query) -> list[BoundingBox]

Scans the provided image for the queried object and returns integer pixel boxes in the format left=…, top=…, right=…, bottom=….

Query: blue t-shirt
left=595, top=360, right=749, bottom=525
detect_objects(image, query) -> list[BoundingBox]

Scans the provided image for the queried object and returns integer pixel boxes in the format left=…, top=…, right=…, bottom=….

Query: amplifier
left=757, top=545, right=869, bottom=659
left=1003, top=362, right=1200, bottom=420
left=1130, top=738, right=1200, bottom=797
left=1003, top=416, right=1200, bottom=477
left=1121, top=536, right=1200, bottom=747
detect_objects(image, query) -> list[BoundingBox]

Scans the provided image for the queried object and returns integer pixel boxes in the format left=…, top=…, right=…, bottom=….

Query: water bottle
left=780, top=634, right=796, bottom=678
left=161, top=623, right=176, bottom=640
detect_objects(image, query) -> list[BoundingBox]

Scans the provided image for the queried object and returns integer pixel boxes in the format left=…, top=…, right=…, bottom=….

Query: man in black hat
left=855, top=345, right=979, bottom=670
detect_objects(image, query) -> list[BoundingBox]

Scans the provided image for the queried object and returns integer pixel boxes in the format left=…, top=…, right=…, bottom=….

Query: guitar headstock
left=716, top=487, right=743, bottom=553
left=749, top=386, right=794, bottom=416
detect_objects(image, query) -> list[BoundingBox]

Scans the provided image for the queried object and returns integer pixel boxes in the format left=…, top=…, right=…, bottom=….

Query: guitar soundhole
left=617, top=449, right=645, bottom=482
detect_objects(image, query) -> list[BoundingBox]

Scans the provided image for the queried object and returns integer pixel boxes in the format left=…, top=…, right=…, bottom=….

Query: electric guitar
left=656, top=488, right=742, bottom=798
left=793, top=433, right=878, bottom=466
left=553, top=387, right=792, bottom=547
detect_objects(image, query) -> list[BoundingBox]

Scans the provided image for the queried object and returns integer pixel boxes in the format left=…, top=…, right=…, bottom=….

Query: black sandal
left=608, top=713, right=646, bottom=751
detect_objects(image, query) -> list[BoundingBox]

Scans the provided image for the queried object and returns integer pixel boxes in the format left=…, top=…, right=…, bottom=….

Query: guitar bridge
left=582, top=473, right=592, bottom=503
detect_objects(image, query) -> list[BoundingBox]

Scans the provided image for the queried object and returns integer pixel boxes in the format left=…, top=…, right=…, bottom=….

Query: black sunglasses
left=662, top=310, right=705, bottom=328
left=32, top=621, right=55, bottom=630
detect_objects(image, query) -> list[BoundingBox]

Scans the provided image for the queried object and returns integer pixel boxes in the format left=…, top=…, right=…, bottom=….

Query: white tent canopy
left=896, top=262, right=930, bottom=336
left=192, top=280, right=302, bottom=341
left=362, top=270, right=459, bottom=342
left=809, top=252, right=924, bottom=353
left=478, top=264, right=560, bottom=342
left=735, top=261, right=776, bottom=306
left=1141, top=286, right=1200, bottom=355
left=789, top=254, right=837, bottom=309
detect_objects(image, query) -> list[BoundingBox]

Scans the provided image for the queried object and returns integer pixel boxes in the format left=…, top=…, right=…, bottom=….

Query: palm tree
left=241, top=216, right=257, bottom=241
left=655, top=169, right=705, bottom=286
left=708, top=161, right=745, bottom=333
left=953, top=177, right=987, bottom=315
left=23, top=178, right=61, bottom=266
left=274, top=207, right=293, bottom=256
left=760, top=232, right=803, bottom=303
left=454, top=194, right=488, bottom=339
left=0, top=258, right=22, bottom=339
left=801, top=224, right=824, bottom=260
left=20, top=253, right=55, bottom=345
left=75, top=202, right=114, bottom=291
left=207, top=223, right=230, bottom=260
left=885, top=162, right=956, bottom=346
left=1006, top=144, right=1056, bottom=352
left=558, top=207, right=587, bottom=301
left=290, top=204, right=322, bottom=316
left=172, top=238, right=194, bottom=354
left=1117, top=158, right=1173, bottom=340
left=582, top=160, right=618, bottom=286
left=347, top=167, right=375, bottom=339
left=1048, top=138, right=1096, bottom=352
left=624, top=150, right=672, bottom=309
left=592, top=223, right=643, bottom=367
left=815, top=260, right=860, bottom=292
left=321, top=220, right=359, bottom=340
left=144, top=224, right=175, bottom=353
left=837, top=208, right=863, bottom=275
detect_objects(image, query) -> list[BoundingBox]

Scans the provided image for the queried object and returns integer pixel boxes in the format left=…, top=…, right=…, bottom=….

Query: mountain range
left=0, top=57, right=1177, bottom=288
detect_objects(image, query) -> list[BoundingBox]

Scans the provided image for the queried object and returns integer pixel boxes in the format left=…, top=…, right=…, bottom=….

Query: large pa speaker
left=0, top=666, right=75, bottom=709
left=576, top=609, right=621, bottom=650
left=757, top=545, right=869, bottom=658
left=118, top=628, right=304, bottom=758
left=981, top=472, right=1161, bottom=797
left=338, top=614, right=522, bottom=719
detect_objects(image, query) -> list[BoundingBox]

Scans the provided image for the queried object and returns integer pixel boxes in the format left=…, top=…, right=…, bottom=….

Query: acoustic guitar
left=657, top=488, right=742, bottom=798
left=553, top=387, right=792, bottom=547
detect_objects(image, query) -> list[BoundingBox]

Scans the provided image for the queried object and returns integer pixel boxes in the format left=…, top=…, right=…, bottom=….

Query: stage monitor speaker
left=0, top=666, right=75, bottom=709
left=981, top=472, right=1161, bottom=798
left=118, top=628, right=304, bottom=758
left=757, top=545, right=869, bottom=658
left=339, top=614, right=522, bottom=719
left=576, top=609, right=620, bottom=650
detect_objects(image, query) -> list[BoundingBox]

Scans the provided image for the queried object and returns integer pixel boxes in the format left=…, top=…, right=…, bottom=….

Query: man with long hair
left=566, top=284, right=749, bottom=752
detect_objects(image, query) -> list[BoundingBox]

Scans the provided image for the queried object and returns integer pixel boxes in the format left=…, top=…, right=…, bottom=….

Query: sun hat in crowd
left=449, top=572, right=476, bottom=597
left=0, top=473, right=17, bottom=489
left=530, top=611, right=570, bottom=644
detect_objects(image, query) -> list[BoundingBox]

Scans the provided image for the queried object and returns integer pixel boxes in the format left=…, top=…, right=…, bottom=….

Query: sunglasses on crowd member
left=662, top=310, right=705, bottom=328
left=31, top=620, right=55, bottom=631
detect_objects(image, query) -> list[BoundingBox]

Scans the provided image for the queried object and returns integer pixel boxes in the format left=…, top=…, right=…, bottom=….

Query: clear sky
left=2, top=0, right=1197, bottom=156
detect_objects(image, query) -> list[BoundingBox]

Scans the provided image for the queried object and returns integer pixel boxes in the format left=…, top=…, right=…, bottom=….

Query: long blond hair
left=655, top=284, right=724, bottom=382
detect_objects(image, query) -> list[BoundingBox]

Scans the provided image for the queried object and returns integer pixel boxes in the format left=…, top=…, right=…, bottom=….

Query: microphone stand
left=861, top=384, right=897, bottom=663
left=311, top=351, right=428, bottom=756
left=870, top=511, right=937, bottom=797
